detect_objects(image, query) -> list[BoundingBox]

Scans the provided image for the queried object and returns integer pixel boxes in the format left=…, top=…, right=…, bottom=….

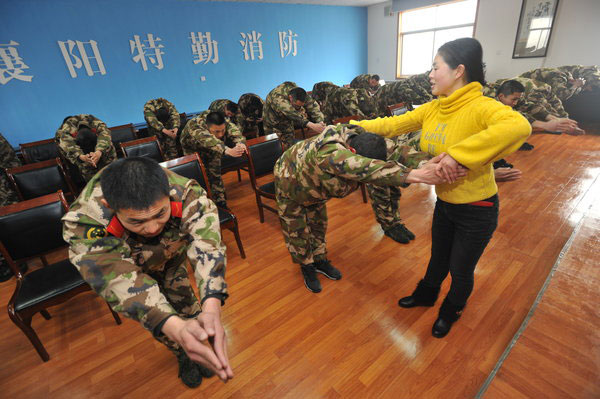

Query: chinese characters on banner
left=0, top=41, right=33, bottom=85
left=130, top=33, right=165, bottom=71
left=2, top=29, right=300, bottom=84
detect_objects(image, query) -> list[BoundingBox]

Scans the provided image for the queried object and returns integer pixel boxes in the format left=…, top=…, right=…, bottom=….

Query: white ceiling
left=203, top=0, right=386, bottom=7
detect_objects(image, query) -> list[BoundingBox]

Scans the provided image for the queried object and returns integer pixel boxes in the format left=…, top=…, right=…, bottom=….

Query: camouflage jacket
left=274, top=125, right=415, bottom=206
left=520, top=67, right=580, bottom=101
left=263, top=81, right=324, bottom=129
left=0, top=132, right=21, bottom=170
left=350, top=74, right=380, bottom=95
left=374, top=76, right=433, bottom=117
left=322, top=87, right=376, bottom=123
left=483, top=77, right=568, bottom=122
left=143, top=98, right=180, bottom=132
left=311, top=81, right=339, bottom=105
left=180, top=111, right=245, bottom=157
left=55, top=114, right=116, bottom=165
left=558, top=65, right=600, bottom=91
left=209, top=99, right=245, bottom=128
left=62, top=170, right=227, bottom=333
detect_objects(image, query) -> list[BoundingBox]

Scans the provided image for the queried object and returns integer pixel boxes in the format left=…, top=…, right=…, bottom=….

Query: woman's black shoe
left=398, top=280, right=440, bottom=308
left=432, top=298, right=464, bottom=338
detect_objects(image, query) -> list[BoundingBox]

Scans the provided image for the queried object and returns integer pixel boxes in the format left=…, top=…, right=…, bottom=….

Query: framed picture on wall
left=512, top=0, right=560, bottom=58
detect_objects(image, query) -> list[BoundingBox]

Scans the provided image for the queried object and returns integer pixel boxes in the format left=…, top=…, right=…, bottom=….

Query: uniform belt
left=468, top=200, right=494, bottom=207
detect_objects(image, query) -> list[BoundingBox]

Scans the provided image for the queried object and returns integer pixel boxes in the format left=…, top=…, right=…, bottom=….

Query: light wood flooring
left=1, top=129, right=599, bottom=398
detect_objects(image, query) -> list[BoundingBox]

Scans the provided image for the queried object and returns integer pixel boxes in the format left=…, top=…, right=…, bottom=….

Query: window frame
left=395, top=0, right=480, bottom=79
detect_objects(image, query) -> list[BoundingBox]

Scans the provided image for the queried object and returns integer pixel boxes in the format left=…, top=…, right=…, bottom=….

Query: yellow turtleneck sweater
left=352, top=82, right=531, bottom=204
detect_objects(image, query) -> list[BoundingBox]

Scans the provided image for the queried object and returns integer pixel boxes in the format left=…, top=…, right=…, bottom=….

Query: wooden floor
left=1, top=129, right=599, bottom=398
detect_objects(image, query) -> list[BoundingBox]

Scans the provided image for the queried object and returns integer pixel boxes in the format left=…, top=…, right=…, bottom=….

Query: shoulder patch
left=107, top=216, right=125, bottom=238
left=85, top=226, right=108, bottom=239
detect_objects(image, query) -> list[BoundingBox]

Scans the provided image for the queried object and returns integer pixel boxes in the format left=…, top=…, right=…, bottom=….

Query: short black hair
left=348, top=132, right=387, bottom=161
left=247, top=96, right=263, bottom=117
left=289, top=87, right=307, bottom=102
left=75, top=127, right=97, bottom=154
left=62, top=116, right=73, bottom=125
left=370, top=75, right=380, bottom=82
left=205, top=111, right=226, bottom=127
left=225, top=101, right=239, bottom=114
left=100, top=157, right=170, bottom=211
left=497, top=80, right=525, bottom=97
left=155, top=107, right=170, bottom=124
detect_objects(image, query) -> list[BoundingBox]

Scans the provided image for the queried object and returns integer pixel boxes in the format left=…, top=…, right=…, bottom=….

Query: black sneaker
left=519, top=142, right=534, bottom=151
left=314, top=259, right=342, bottom=280
left=493, top=159, right=513, bottom=169
left=176, top=350, right=203, bottom=388
left=399, top=224, right=415, bottom=240
left=384, top=226, right=410, bottom=244
left=301, top=264, right=322, bottom=293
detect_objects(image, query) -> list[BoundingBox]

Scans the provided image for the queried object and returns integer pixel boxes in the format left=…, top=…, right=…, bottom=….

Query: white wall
left=367, top=2, right=398, bottom=81
left=368, top=0, right=600, bottom=82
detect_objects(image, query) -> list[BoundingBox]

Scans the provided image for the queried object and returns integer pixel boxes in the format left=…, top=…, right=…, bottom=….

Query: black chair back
left=109, top=124, right=137, bottom=157
left=7, top=158, right=75, bottom=201
left=248, top=139, right=283, bottom=178
left=0, top=194, right=67, bottom=261
left=20, top=139, right=60, bottom=164
left=121, top=137, right=164, bottom=163
left=167, top=159, right=208, bottom=191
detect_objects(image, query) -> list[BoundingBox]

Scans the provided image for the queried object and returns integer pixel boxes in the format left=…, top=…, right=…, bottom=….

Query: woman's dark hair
left=100, top=157, right=169, bottom=211
left=437, top=37, right=486, bottom=86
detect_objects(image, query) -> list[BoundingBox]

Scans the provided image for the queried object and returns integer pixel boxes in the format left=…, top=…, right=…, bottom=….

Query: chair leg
left=107, top=303, right=122, bottom=325
left=40, top=309, right=52, bottom=320
left=360, top=183, right=368, bottom=203
left=230, top=220, right=246, bottom=259
left=9, top=312, right=50, bottom=362
left=237, top=168, right=242, bottom=182
left=256, top=193, right=265, bottom=223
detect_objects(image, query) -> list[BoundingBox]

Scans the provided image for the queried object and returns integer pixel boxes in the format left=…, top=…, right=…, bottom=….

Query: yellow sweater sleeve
left=350, top=104, right=430, bottom=138
left=447, top=102, right=531, bottom=170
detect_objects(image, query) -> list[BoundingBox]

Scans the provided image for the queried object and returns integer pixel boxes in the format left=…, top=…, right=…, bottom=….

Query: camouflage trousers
left=148, top=256, right=202, bottom=353
left=367, top=184, right=403, bottom=231
left=68, top=150, right=116, bottom=182
left=150, top=128, right=180, bottom=160
left=275, top=194, right=328, bottom=266
left=199, top=153, right=227, bottom=204
left=1, top=174, right=20, bottom=205
left=264, top=121, right=297, bottom=150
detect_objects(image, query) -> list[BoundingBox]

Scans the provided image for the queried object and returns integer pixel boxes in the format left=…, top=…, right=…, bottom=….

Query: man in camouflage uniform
left=180, top=111, right=246, bottom=209
left=274, top=124, right=448, bottom=293
left=263, top=81, right=326, bottom=149
left=0, top=132, right=26, bottom=282
left=558, top=65, right=600, bottom=92
left=62, top=157, right=233, bottom=388
left=56, top=114, right=117, bottom=181
left=374, top=72, right=433, bottom=117
left=483, top=79, right=583, bottom=136
left=311, top=81, right=339, bottom=106
left=321, top=86, right=377, bottom=123
left=350, top=74, right=381, bottom=95
left=209, top=99, right=245, bottom=129
left=237, top=93, right=264, bottom=137
left=144, top=98, right=181, bottom=160
left=366, top=130, right=427, bottom=244
left=519, top=67, right=585, bottom=102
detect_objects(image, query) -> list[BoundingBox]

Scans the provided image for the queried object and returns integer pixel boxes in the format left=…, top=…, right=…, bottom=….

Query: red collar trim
left=107, top=216, right=125, bottom=238
left=170, top=201, right=183, bottom=218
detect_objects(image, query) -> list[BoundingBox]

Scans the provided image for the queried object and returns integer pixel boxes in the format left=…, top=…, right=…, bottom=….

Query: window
left=396, top=0, right=479, bottom=78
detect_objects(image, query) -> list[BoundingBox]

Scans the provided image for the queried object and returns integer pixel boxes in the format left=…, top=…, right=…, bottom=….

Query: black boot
left=432, top=297, right=464, bottom=338
left=176, top=350, right=203, bottom=388
left=398, top=280, right=440, bottom=308
left=518, top=142, right=534, bottom=151
left=301, top=264, right=322, bottom=293
left=314, top=259, right=342, bottom=280
left=384, top=225, right=410, bottom=244
left=399, top=223, right=415, bottom=240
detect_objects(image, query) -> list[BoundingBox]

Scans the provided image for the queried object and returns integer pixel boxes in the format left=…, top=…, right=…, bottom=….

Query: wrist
left=162, top=315, right=184, bottom=342
left=405, top=169, right=419, bottom=184
left=202, top=297, right=222, bottom=314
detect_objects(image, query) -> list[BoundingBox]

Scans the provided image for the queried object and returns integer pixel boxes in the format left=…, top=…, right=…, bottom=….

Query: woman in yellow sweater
left=352, top=38, right=531, bottom=338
